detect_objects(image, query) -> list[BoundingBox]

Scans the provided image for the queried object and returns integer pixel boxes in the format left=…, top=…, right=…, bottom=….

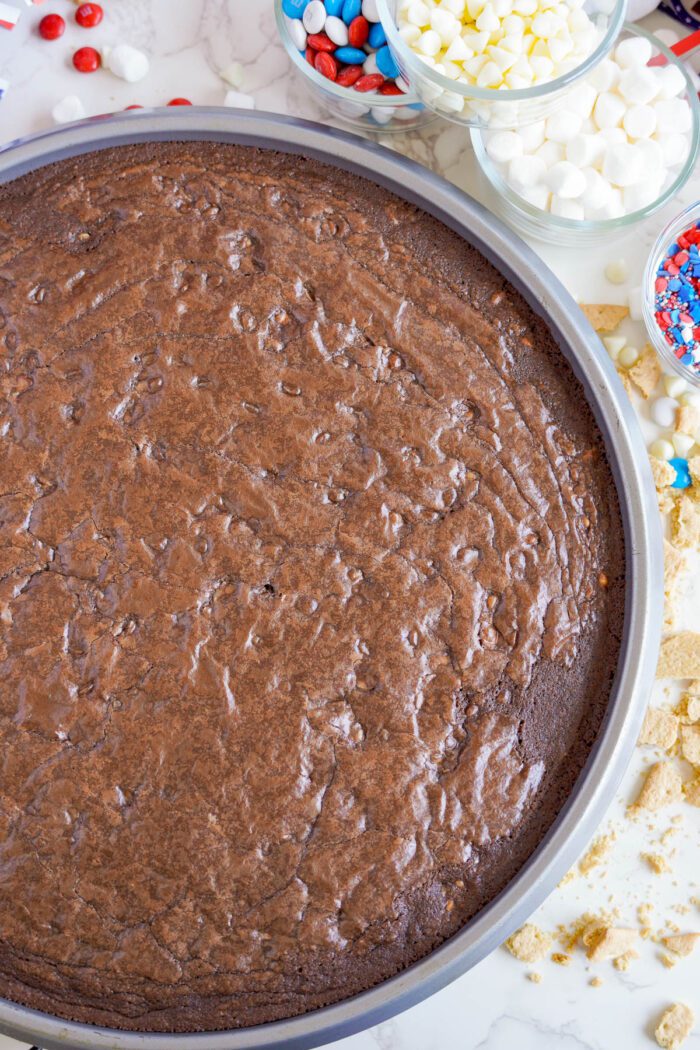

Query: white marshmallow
left=485, top=129, right=524, bottom=162
left=655, top=132, right=690, bottom=168
left=565, top=133, right=603, bottom=167
left=664, top=374, right=687, bottom=398
left=324, top=15, right=349, bottom=45
left=566, top=80, right=597, bottom=119
left=105, top=44, right=150, bottom=83
left=535, top=139, right=565, bottom=165
left=507, top=153, right=547, bottom=187
left=518, top=119, right=546, bottom=151
left=546, top=160, right=586, bottom=198
left=302, top=0, right=326, bottom=33
left=593, top=91, right=626, bottom=129
left=545, top=110, right=582, bottom=143
left=614, top=36, right=653, bottom=68
left=656, top=63, right=686, bottom=100
left=651, top=397, right=679, bottom=428
left=654, top=98, right=692, bottom=135
left=589, top=186, right=624, bottom=220
left=602, top=142, right=644, bottom=187
left=224, top=90, right=255, bottom=109
left=587, top=58, right=620, bottom=93
left=604, top=259, right=628, bottom=284
left=219, top=61, right=244, bottom=88
left=519, top=184, right=551, bottom=209
left=52, top=95, right=86, bottom=125
left=673, top=432, right=695, bottom=457
left=623, top=103, right=656, bottom=139
left=580, top=167, right=612, bottom=211
left=618, top=67, right=659, bottom=106
left=622, top=179, right=662, bottom=212
left=550, top=196, right=585, bottom=219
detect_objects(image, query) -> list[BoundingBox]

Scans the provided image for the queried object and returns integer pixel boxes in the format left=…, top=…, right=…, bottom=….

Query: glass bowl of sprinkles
left=644, top=202, right=700, bottom=390
left=275, top=0, right=433, bottom=132
left=470, top=25, right=700, bottom=246
left=376, top=0, right=626, bottom=128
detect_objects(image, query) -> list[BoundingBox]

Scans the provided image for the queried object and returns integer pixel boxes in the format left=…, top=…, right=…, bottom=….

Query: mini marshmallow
left=518, top=119, right=546, bottom=151
left=105, top=44, right=150, bottom=83
left=545, top=160, right=586, bottom=198
left=485, top=129, right=524, bottom=162
left=656, top=63, right=686, bottom=100
left=52, top=95, right=86, bottom=124
left=614, top=35, right=653, bottom=69
left=566, top=80, right=597, bottom=119
left=589, top=186, right=624, bottom=220
left=565, top=133, right=603, bottom=168
left=651, top=397, right=679, bottom=428
left=654, top=98, right=692, bottom=135
left=603, top=335, right=627, bottom=360
left=593, top=91, right=626, bottom=130
left=655, top=132, right=689, bottom=168
left=519, top=184, right=551, bottom=209
left=673, top=432, right=695, bottom=457
left=224, top=90, right=255, bottom=109
left=220, top=61, right=245, bottom=88
left=622, top=103, right=656, bottom=140
left=545, top=110, right=582, bottom=143
left=602, top=142, right=644, bottom=187
left=622, top=179, right=662, bottom=212
left=507, top=153, right=547, bottom=187
left=580, top=167, right=613, bottom=211
left=618, top=67, right=659, bottom=106
left=587, top=58, right=620, bottom=93
left=550, top=196, right=585, bottom=219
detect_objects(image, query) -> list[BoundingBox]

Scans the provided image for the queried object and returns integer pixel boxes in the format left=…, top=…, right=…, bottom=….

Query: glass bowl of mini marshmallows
left=376, top=0, right=625, bottom=127
left=470, top=25, right=700, bottom=244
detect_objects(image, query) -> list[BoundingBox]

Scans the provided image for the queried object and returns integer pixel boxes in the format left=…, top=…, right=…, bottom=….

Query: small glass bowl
left=470, top=25, right=700, bottom=246
left=376, top=0, right=626, bottom=129
left=275, top=0, right=433, bottom=133
left=643, top=201, right=700, bottom=391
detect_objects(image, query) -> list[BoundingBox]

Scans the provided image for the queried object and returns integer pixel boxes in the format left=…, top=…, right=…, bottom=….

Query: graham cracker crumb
left=582, top=921, right=638, bottom=963
left=628, top=346, right=661, bottom=398
left=631, top=763, right=683, bottom=811
left=659, top=490, right=677, bottom=515
left=661, top=951, right=678, bottom=969
left=688, top=455, right=700, bottom=499
left=670, top=499, right=700, bottom=550
left=639, top=706, right=679, bottom=751
left=652, top=459, right=678, bottom=492
left=579, top=832, right=616, bottom=875
left=612, top=949, right=639, bottom=971
left=657, top=634, right=700, bottom=680
left=551, top=952, right=572, bottom=966
left=639, top=903, right=654, bottom=927
left=558, top=868, right=576, bottom=887
left=683, top=776, right=700, bottom=807
left=589, top=976, right=603, bottom=987
left=663, top=541, right=688, bottom=630
left=655, top=1003, right=694, bottom=1049
left=663, top=933, right=699, bottom=957
left=527, top=971, right=542, bottom=983
left=581, top=303, right=629, bottom=332
left=504, top=923, right=552, bottom=963
left=642, top=852, right=672, bottom=875
left=680, top=724, right=700, bottom=767
left=676, top=403, right=700, bottom=437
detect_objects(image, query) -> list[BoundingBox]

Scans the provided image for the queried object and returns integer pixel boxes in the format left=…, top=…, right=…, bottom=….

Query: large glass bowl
left=470, top=25, right=700, bottom=244
left=275, top=0, right=434, bottom=133
left=377, top=0, right=627, bottom=128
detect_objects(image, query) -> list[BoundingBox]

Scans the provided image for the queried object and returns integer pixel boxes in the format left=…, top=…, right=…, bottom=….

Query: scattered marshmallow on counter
left=396, top=0, right=600, bottom=91
left=52, top=95, right=86, bottom=124
left=482, top=36, right=692, bottom=221
left=220, top=61, right=244, bottom=88
left=223, top=90, right=255, bottom=109
left=103, top=44, right=150, bottom=83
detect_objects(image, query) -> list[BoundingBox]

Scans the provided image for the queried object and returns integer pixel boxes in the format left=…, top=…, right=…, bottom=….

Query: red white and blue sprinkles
left=654, top=220, right=700, bottom=377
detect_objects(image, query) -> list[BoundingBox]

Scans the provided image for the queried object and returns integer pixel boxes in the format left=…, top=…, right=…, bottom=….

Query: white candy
left=614, top=36, right=653, bottom=69
left=680, top=390, right=700, bottom=409
left=656, top=63, right=686, bottom=100
left=518, top=119, right=546, bottom=151
left=673, top=432, right=695, bottom=457
left=444, top=35, right=472, bottom=61
left=507, top=153, right=547, bottom=187
left=664, top=374, right=687, bottom=398
left=603, top=335, right=627, bottom=359
left=649, top=438, right=675, bottom=460
left=651, top=397, right=679, bottom=428
left=364, top=51, right=380, bottom=75
left=618, top=67, right=659, bottom=106
left=105, top=44, right=150, bottom=83
left=302, top=0, right=326, bottom=33
left=431, top=8, right=461, bottom=44
left=416, top=29, right=442, bottom=55
left=602, top=142, right=643, bottom=186
left=566, top=133, right=603, bottom=167
left=622, top=103, right=656, bottom=140
left=550, top=196, right=585, bottom=219
left=224, top=90, right=255, bottom=109
left=370, top=106, right=396, bottom=124
left=324, top=15, right=348, bottom=45
left=219, top=61, right=244, bottom=88
left=580, top=167, right=612, bottom=211
left=654, top=98, right=692, bottom=135
left=284, top=15, right=307, bottom=50
left=593, top=91, right=626, bottom=129
left=618, top=345, right=640, bottom=368
left=362, top=0, right=379, bottom=19
left=546, top=160, right=586, bottom=198
left=405, top=0, right=429, bottom=25
left=52, top=95, right=86, bottom=125
left=545, top=110, right=582, bottom=143
left=604, top=259, right=628, bottom=284
left=486, top=130, right=524, bottom=162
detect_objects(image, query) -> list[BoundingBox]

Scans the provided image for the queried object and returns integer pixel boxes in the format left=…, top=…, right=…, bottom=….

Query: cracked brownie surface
left=0, top=142, right=625, bottom=1032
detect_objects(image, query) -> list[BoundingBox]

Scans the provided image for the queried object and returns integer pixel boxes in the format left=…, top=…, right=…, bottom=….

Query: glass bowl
left=377, top=0, right=626, bottom=128
left=470, top=25, right=700, bottom=245
left=275, top=0, right=433, bottom=133
left=643, top=201, right=700, bottom=390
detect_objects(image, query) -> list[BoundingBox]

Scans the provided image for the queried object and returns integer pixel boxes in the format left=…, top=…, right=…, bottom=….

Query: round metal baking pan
left=0, top=109, right=663, bottom=1050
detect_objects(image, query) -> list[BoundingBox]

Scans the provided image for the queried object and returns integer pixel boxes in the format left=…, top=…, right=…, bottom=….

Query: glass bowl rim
left=470, top=23, right=700, bottom=237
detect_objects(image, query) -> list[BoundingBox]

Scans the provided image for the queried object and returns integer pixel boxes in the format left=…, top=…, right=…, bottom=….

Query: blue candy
left=368, top=21, right=387, bottom=46
left=670, top=457, right=692, bottom=489
left=341, top=0, right=362, bottom=22
left=282, top=0, right=310, bottom=15
left=376, top=44, right=399, bottom=77
left=325, top=0, right=344, bottom=13
left=334, top=45, right=368, bottom=63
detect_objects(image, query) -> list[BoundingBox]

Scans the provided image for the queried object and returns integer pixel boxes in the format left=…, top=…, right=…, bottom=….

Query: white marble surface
left=0, top=2, right=699, bottom=1048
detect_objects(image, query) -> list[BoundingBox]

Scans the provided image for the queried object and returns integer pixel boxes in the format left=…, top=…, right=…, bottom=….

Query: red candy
left=379, top=82, right=403, bottom=94
left=168, top=97, right=192, bottom=105
left=38, top=13, right=65, bottom=39
left=354, top=73, right=384, bottom=92
left=75, top=3, right=103, bottom=27
left=124, top=104, right=143, bottom=110
left=314, top=50, right=338, bottom=80
left=337, top=64, right=362, bottom=86
left=73, top=46, right=100, bottom=72
left=348, top=15, right=369, bottom=47
left=306, top=32, right=336, bottom=51
left=305, top=46, right=316, bottom=66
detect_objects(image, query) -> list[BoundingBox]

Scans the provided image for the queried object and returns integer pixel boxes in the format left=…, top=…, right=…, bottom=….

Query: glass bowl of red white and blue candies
left=276, top=0, right=433, bottom=131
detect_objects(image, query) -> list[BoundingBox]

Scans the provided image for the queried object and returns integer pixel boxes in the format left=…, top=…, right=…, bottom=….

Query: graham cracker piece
left=628, top=346, right=661, bottom=398
left=663, top=933, right=699, bottom=957
left=551, top=951, right=571, bottom=965
left=581, top=303, right=629, bottom=332
left=677, top=403, right=700, bottom=437
left=681, top=724, right=700, bottom=767
left=590, top=976, right=603, bottom=987
left=664, top=540, right=688, bottom=630
left=653, top=458, right=678, bottom=492
left=642, top=851, right=672, bottom=874
left=504, top=923, right=552, bottom=963
left=671, top=498, right=700, bottom=549
left=579, top=832, right=616, bottom=875
left=612, top=949, right=639, bottom=971
left=684, top=776, right=700, bottom=807
left=688, top=455, right=700, bottom=499
left=527, top=971, right=542, bottom=983
left=655, top=1003, right=695, bottom=1050
left=617, top=367, right=635, bottom=398
left=631, top=763, right=682, bottom=811
left=582, top=921, right=638, bottom=962
left=639, top=707, right=679, bottom=751
left=657, top=634, right=700, bottom=679
left=659, top=490, right=677, bottom=515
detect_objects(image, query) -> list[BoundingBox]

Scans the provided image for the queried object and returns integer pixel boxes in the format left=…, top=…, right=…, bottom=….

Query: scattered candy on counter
left=38, top=12, right=64, bottom=38
left=52, top=93, right=86, bottom=123
left=396, top=0, right=598, bottom=92
left=73, top=44, right=101, bottom=72
left=224, top=89, right=256, bottom=108
left=220, top=60, right=244, bottom=88
left=75, top=3, right=103, bottom=28
left=0, top=2, right=21, bottom=30
left=282, top=0, right=408, bottom=96
left=168, top=97, right=192, bottom=105
left=482, top=37, right=693, bottom=221
left=103, top=43, right=150, bottom=82
left=654, top=220, right=700, bottom=377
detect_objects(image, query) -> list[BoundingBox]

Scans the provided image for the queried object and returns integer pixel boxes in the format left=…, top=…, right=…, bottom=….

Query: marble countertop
left=0, top=2, right=698, bottom=1048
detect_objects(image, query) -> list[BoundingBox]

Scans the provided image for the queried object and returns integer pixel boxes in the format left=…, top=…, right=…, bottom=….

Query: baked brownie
left=0, top=142, right=625, bottom=1032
